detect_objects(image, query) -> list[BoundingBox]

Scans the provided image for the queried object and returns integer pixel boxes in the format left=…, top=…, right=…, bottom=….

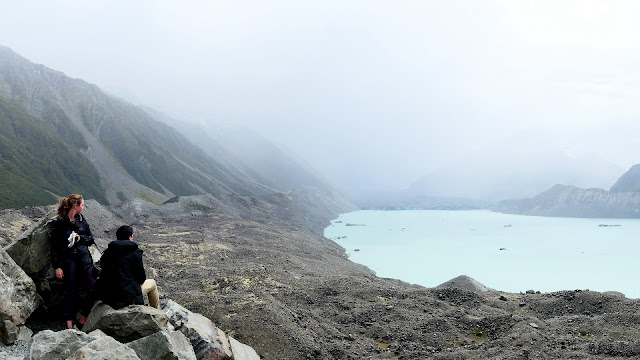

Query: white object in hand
left=67, top=231, right=78, bottom=248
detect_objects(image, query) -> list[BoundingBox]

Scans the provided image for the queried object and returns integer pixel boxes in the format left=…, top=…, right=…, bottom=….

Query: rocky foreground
left=3, top=200, right=640, bottom=359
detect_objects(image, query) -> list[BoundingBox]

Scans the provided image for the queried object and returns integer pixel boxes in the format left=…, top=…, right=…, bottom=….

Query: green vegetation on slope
left=0, top=97, right=107, bottom=208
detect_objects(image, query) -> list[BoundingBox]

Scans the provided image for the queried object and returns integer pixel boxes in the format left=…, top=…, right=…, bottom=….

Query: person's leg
left=84, top=266, right=97, bottom=287
left=76, top=265, right=97, bottom=328
left=63, top=260, right=78, bottom=328
left=141, top=279, right=159, bottom=309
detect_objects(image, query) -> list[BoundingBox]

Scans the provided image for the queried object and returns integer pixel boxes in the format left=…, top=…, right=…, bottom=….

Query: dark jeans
left=63, top=257, right=97, bottom=321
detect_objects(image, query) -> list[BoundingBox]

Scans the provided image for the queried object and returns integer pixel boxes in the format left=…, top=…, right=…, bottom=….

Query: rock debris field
left=3, top=203, right=640, bottom=359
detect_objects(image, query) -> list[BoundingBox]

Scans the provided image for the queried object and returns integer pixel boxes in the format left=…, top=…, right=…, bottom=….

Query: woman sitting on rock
left=50, top=194, right=97, bottom=329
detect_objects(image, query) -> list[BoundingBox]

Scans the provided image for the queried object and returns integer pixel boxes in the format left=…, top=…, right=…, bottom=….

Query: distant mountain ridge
left=493, top=184, right=640, bottom=218
left=494, top=164, right=640, bottom=218
left=0, top=45, right=355, bottom=221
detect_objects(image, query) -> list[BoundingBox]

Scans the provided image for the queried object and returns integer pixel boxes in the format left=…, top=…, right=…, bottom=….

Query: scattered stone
left=0, top=339, right=29, bottom=360
left=526, top=290, right=536, bottom=294
left=499, top=295, right=507, bottom=301
left=529, top=323, right=539, bottom=329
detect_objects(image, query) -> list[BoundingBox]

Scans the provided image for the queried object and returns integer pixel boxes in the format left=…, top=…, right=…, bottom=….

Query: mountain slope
left=0, top=97, right=106, bottom=207
left=0, top=46, right=277, bottom=207
left=145, top=108, right=335, bottom=193
left=142, top=108, right=357, bottom=225
left=0, top=45, right=356, bottom=225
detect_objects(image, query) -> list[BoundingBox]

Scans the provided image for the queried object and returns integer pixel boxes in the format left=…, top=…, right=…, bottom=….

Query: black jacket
left=95, top=240, right=146, bottom=307
left=50, top=214, right=95, bottom=269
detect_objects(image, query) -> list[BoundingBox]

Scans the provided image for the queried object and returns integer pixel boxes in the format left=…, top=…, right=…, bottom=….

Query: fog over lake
left=2, top=1, right=640, bottom=201
left=325, top=210, right=640, bottom=298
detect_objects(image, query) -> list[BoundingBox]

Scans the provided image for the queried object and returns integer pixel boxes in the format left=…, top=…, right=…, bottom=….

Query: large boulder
left=26, top=329, right=94, bottom=360
left=4, top=211, right=57, bottom=279
left=128, top=330, right=197, bottom=360
left=82, top=303, right=169, bottom=343
left=0, top=246, right=38, bottom=327
left=26, top=328, right=141, bottom=360
left=71, top=334, right=140, bottom=360
left=4, top=211, right=63, bottom=315
left=162, top=300, right=232, bottom=360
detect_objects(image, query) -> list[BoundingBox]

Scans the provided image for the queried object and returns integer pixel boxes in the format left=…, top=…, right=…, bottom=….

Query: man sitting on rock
left=94, top=225, right=159, bottom=309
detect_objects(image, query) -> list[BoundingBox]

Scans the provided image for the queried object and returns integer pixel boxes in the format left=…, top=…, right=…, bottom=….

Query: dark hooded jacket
left=95, top=240, right=146, bottom=307
left=50, top=214, right=95, bottom=269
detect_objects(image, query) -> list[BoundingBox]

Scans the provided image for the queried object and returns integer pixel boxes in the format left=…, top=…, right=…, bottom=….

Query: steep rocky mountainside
left=0, top=46, right=353, bottom=219
left=143, top=107, right=348, bottom=207
left=493, top=184, right=640, bottom=218
left=0, top=45, right=276, bottom=206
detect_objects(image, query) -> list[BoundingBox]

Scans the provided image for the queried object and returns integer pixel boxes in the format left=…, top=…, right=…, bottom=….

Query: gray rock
left=0, top=246, right=38, bottom=326
left=82, top=303, right=169, bottom=343
left=26, top=329, right=94, bottom=360
left=0, top=320, right=18, bottom=345
left=435, top=275, right=492, bottom=293
left=229, top=337, right=260, bottom=360
left=0, top=339, right=28, bottom=360
left=162, top=300, right=232, bottom=360
left=68, top=335, right=140, bottom=360
left=127, top=330, right=196, bottom=360
left=4, top=211, right=57, bottom=277
left=604, top=291, right=626, bottom=298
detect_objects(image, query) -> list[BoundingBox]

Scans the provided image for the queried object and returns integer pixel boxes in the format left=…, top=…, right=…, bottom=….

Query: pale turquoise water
left=324, top=210, right=640, bottom=298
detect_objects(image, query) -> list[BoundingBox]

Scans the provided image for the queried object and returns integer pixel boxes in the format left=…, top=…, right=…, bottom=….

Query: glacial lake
left=324, top=210, right=640, bottom=298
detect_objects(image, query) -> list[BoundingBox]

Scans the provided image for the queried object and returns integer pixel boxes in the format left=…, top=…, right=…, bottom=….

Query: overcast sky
left=2, top=1, right=640, bottom=197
